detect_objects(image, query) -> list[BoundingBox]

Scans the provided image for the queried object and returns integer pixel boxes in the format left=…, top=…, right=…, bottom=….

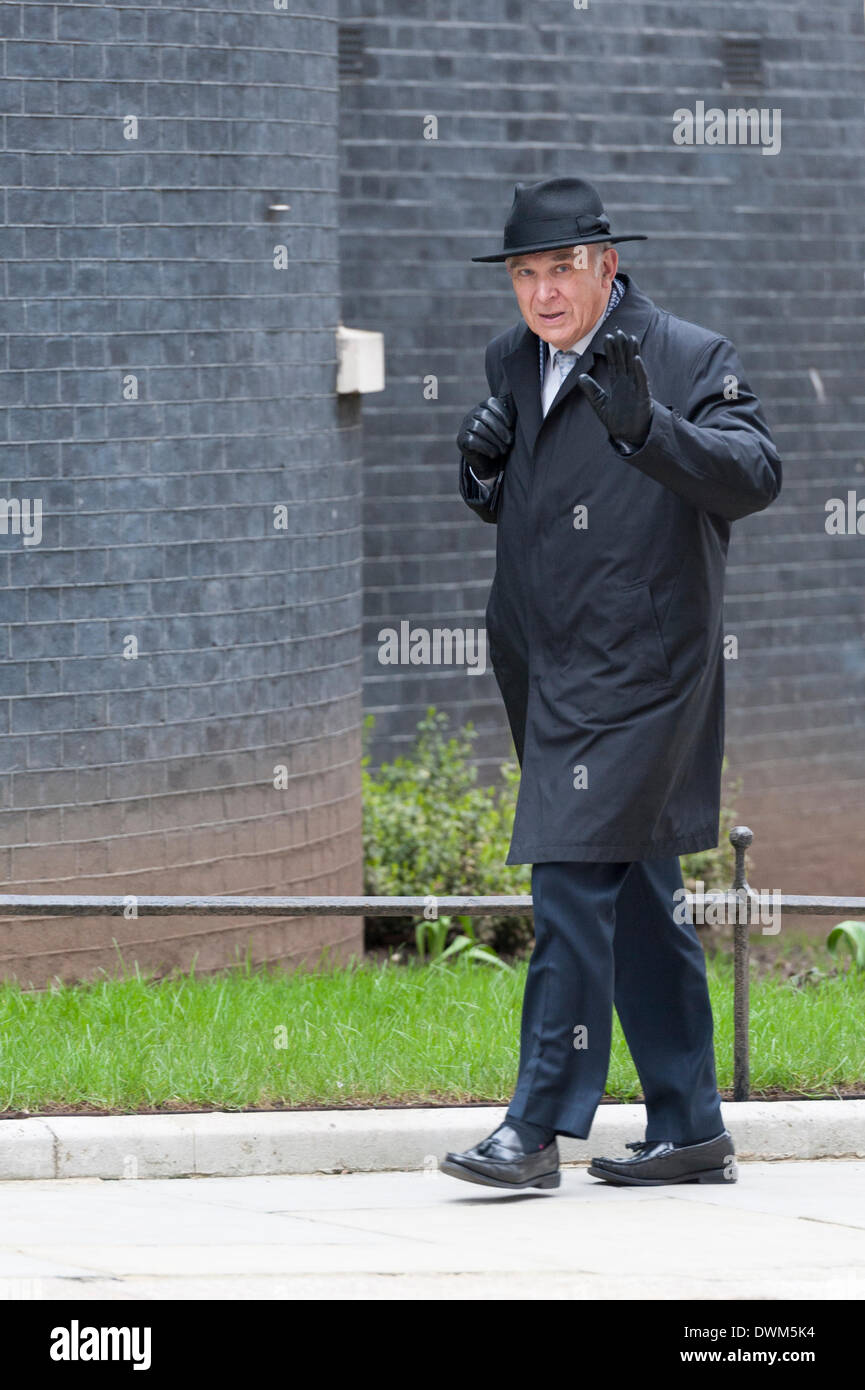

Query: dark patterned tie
left=553, top=348, right=579, bottom=386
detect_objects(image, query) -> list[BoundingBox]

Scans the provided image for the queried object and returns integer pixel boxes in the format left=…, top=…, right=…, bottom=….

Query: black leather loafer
left=440, top=1122, right=561, bottom=1190
left=587, top=1130, right=737, bottom=1186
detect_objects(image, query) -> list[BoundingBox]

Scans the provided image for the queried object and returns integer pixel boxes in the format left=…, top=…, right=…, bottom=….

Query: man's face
left=506, top=244, right=619, bottom=350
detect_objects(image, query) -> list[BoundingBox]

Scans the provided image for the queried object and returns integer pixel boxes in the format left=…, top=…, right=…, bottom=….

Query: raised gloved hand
left=457, top=392, right=516, bottom=481
left=577, top=328, right=654, bottom=449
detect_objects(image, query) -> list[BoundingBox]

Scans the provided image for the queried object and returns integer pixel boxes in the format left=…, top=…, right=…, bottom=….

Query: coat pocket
left=617, top=578, right=673, bottom=686
left=567, top=579, right=674, bottom=718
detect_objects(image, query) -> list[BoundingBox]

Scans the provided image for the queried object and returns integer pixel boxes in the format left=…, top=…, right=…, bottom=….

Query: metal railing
left=1, top=824, right=862, bottom=1101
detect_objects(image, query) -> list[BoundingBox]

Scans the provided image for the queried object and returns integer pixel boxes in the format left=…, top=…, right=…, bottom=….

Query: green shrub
left=362, top=708, right=531, bottom=953
left=363, top=706, right=739, bottom=958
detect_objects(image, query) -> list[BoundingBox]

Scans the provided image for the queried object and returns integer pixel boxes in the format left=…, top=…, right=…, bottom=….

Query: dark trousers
left=507, top=857, right=724, bottom=1143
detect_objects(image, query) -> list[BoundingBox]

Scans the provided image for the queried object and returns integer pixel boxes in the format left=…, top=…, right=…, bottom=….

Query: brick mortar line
left=6, top=721, right=364, bottom=766
left=0, top=826, right=365, bottom=896
left=1, top=427, right=355, bottom=443
left=15, top=923, right=368, bottom=972
left=6, top=605, right=362, bottom=629
left=4, top=687, right=363, bottom=741
left=5, top=692, right=344, bottom=716
left=5, top=742, right=364, bottom=793
left=3, top=717, right=363, bottom=769
left=2, top=822, right=365, bottom=885
left=4, top=566, right=365, bottom=594
left=0, top=916, right=366, bottom=966
left=8, top=602, right=363, bottom=628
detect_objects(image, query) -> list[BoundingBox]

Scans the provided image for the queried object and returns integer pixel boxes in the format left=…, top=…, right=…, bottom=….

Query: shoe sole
left=440, top=1156, right=561, bottom=1191
left=586, top=1164, right=735, bottom=1187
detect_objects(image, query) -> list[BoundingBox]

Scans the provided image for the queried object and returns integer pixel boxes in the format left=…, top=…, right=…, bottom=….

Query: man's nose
left=536, top=278, right=561, bottom=302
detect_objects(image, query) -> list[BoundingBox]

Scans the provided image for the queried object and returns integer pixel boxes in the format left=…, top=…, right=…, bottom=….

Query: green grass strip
left=0, top=953, right=862, bottom=1113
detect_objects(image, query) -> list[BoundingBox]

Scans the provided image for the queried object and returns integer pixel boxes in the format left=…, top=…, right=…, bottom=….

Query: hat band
left=504, top=211, right=611, bottom=248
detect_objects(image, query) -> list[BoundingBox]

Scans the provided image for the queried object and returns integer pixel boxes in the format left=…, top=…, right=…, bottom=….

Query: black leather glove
left=457, top=392, right=516, bottom=480
left=577, top=328, right=654, bottom=448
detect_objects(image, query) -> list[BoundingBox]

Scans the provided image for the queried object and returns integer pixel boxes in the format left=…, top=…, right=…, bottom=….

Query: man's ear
left=601, top=245, right=619, bottom=284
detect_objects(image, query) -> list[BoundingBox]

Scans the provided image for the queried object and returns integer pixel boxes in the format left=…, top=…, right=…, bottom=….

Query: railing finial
left=729, top=824, right=753, bottom=890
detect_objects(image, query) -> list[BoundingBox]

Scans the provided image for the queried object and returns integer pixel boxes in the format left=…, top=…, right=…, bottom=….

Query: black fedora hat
left=471, top=176, right=647, bottom=263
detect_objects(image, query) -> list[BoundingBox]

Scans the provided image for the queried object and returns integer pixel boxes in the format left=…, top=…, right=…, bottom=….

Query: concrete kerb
left=0, top=1100, right=863, bottom=1181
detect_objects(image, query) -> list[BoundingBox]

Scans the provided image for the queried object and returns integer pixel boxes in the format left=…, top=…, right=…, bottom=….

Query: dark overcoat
left=459, top=272, right=782, bottom=863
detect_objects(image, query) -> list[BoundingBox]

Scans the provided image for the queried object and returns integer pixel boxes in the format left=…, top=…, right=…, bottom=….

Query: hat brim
left=471, top=233, right=648, bottom=263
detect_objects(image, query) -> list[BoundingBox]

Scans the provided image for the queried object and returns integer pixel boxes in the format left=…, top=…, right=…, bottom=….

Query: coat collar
left=500, top=272, right=656, bottom=456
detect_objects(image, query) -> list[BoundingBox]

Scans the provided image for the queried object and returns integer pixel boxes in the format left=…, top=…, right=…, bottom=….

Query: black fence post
left=729, top=825, right=754, bottom=1101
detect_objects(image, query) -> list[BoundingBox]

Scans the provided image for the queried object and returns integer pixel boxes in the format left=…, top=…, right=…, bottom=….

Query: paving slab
left=0, top=1162, right=862, bottom=1300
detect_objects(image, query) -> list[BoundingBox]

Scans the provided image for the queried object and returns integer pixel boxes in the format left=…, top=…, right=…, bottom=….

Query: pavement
left=0, top=1100, right=862, bottom=1300
left=0, top=1161, right=863, bottom=1300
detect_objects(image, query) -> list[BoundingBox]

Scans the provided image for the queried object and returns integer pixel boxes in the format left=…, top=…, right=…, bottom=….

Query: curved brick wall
left=0, top=2, right=363, bottom=986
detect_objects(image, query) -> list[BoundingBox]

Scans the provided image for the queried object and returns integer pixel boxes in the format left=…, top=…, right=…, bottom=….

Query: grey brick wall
left=0, top=2, right=364, bottom=985
left=339, top=0, right=865, bottom=891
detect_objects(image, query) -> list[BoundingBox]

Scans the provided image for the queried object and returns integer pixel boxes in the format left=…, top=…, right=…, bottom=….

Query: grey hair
left=505, top=241, right=613, bottom=271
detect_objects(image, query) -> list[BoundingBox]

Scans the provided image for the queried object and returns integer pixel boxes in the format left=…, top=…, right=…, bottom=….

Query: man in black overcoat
left=440, top=177, right=782, bottom=1191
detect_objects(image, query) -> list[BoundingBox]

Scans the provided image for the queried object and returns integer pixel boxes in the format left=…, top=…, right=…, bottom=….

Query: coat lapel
left=500, top=322, right=544, bottom=457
